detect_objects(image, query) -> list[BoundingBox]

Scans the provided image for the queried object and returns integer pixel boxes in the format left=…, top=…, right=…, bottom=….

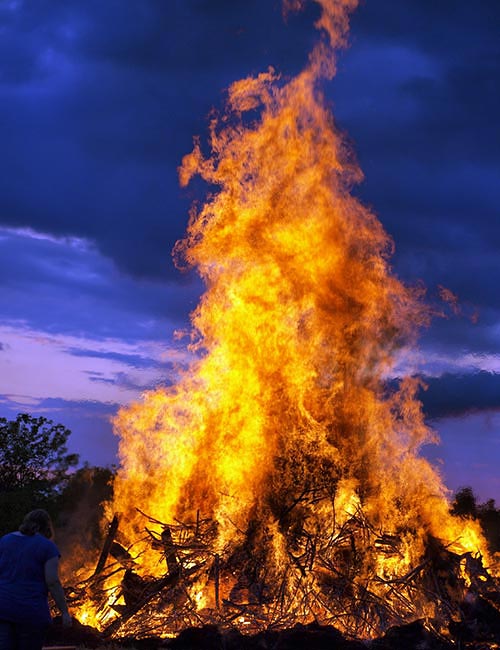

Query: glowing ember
left=70, top=0, right=495, bottom=640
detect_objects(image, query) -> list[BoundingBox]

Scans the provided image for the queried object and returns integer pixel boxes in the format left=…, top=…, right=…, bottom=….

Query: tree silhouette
left=0, top=413, right=79, bottom=533
left=450, top=486, right=478, bottom=519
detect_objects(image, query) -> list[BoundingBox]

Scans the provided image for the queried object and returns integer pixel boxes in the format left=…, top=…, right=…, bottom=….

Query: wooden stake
left=161, top=525, right=180, bottom=576
left=214, top=553, right=220, bottom=610
left=93, top=514, right=119, bottom=576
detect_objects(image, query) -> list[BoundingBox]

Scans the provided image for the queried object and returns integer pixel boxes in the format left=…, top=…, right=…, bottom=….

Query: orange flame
left=76, top=0, right=492, bottom=637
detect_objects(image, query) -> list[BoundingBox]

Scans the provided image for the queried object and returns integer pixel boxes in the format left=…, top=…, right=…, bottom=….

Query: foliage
left=450, top=486, right=478, bottom=519
left=58, top=465, right=114, bottom=525
left=0, top=413, right=79, bottom=534
left=56, top=465, right=115, bottom=560
left=451, top=486, right=500, bottom=553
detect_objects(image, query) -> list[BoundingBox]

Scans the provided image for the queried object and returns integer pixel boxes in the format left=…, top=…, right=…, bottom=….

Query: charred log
left=93, top=514, right=119, bottom=576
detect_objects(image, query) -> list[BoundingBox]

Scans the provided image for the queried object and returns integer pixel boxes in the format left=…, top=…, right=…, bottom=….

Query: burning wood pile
left=62, top=0, right=500, bottom=647
left=66, top=502, right=500, bottom=645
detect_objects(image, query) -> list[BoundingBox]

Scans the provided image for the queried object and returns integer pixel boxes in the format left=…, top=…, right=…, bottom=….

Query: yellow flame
left=74, top=0, right=493, bottom=635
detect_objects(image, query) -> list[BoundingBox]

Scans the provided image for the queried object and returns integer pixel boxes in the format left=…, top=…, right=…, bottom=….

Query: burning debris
left=66, top=507, right=500, bottom=645
left=64, top=0, right=500, bottom=645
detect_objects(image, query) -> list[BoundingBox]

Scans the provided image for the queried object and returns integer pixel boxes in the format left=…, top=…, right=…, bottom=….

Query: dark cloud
left=65, top=347, right=162, bottom=369
left=88, top=370, right=168, bottom=393
left=0, top=0, right=321, bottom=281
left=0, top=228, right=199, bottom=339
left=418, top=312, right=499, bottom=357
left=88, top=376, right=116, bottom=386
left=0, top=0, right=498, bottom=300
left=0, top=1, right=498, bottom=398
left=66, top=347, right=183, bottom=385
left=327, top=1, right=500, bottom=342
left=349, top=0, right=500, bottom=57
left=419, top=371, right=500, bottom=420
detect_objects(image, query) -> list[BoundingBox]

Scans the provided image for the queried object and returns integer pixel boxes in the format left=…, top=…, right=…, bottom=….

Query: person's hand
left=61, top=612, right=72, bottom=628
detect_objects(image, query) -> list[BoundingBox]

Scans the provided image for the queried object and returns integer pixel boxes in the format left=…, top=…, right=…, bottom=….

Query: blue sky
left=0, top=0, right=499, bottom=502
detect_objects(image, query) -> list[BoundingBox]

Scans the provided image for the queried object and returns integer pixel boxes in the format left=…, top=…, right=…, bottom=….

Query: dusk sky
left=0, top=0, right=499, bottom=502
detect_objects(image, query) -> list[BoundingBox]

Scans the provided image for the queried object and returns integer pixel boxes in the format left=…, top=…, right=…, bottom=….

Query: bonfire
left=64, top=0, right=499, bottom=644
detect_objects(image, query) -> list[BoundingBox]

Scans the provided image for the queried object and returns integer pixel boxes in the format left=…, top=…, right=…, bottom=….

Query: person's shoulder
left=35, top=533, right=58, bottom=548
left=0, top=532, right=24, bottom=552
left=34, top=533, right=60, bottom=555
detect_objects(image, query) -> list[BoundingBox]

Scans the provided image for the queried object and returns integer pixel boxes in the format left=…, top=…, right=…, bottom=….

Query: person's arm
left=44, top=556, right=72, bottom=627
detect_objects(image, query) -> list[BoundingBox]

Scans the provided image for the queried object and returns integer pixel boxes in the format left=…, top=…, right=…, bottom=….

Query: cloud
left=0, top=322, right=187, bottom=410
left=349, top=0, right=500, bottom=59
left=0, top=227, right=199, bottom=339
left=0, top=0, right=323, bottom=282
left=419, top=371, right=500, bottom=420
left=419, top=310, right=500, bottom=358
left=65, top=347, right=164, bottom=370
left=326, top=3, right=500, bottom=359
left=0, top=0, right=498, bottom=317
left=88, top=370, right=167, bottom=393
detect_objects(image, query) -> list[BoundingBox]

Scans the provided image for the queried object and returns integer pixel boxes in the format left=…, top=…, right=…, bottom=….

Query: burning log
left=101, top=568, right=185, bottom=639
left=93, top=514, right=119, bottom=576
left=161, top=527, right=180, bottom=577
left=109, top=541, right=134, bottom=565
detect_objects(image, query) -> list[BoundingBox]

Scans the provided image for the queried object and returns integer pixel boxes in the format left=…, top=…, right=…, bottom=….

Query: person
left=0, top=509, right=72, bottom=650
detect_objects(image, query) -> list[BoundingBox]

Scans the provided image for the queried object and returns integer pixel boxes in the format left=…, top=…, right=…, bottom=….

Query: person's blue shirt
left=0, top=532, right=60, bottom=626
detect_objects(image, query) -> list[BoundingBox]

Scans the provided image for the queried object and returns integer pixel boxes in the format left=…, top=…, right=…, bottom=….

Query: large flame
left=79, top=0, right=491, bottom=638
